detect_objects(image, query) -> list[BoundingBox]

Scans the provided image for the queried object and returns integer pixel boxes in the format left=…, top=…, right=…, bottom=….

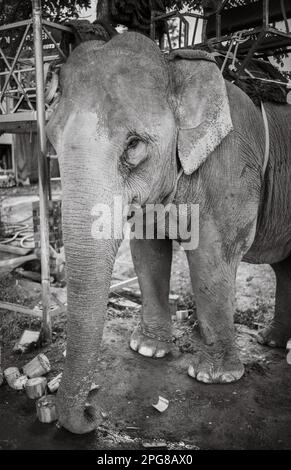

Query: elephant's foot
left=130, top=322, right=172, bottom=358
left=188, top=343, right=244, bottom=384
left=257, top=321, right=291, bottom=348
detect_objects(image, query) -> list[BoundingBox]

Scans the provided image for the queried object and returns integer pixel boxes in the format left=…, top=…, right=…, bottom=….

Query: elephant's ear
left=168, top=49, right=233, bottom=175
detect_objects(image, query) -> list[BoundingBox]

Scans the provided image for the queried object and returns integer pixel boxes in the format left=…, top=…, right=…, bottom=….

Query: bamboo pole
left=0, top=301, right=41, bottom=317
left=32, top=0, right=51, bottom=342
left=109, top=277, right=138, bottom=292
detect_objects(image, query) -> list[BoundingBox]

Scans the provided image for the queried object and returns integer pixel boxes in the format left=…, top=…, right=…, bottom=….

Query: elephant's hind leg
left=130, top=238, right=173, bottom=358
left=258, top=254, right=291, bottom=348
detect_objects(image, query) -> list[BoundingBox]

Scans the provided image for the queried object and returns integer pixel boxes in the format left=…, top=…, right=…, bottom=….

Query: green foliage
left=0, top=0, right=91, bottom=25
left=167, top=0, right=254, bottom=10
left=0, top=1, right=91, bottom=69
left=115, top=1, right=203, bottom=12
left=42, top=0, right=91, bottom=22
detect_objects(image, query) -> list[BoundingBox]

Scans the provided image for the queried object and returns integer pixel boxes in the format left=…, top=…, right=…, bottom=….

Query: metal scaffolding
left=0, top=1, right=72, bottom=342
left=151, top=0, right=291, bottom=73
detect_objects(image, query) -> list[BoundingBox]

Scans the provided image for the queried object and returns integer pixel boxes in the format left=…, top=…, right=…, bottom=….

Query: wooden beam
left=0, top=301, right=66, bottom=317
left=0, top=301, right=40, bottom=316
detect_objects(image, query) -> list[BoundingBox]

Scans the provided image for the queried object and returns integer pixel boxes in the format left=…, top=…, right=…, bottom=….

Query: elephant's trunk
left=56, top=144, right=121, bottom=434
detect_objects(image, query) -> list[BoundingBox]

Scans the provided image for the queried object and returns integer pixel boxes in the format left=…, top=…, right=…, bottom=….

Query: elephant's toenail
left=130, top=339, right=138, bottom=351
left=221, top=373, right=235, bottom=383
left=138, top=346, right=154, bottom=357
left=155, top=349, right=166, bottom=358
left=188, top=365, right=196, bottom=378
left=196, top=371, right=212, bottom=383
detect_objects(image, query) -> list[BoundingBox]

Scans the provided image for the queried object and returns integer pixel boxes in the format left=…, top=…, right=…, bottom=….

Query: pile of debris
left=0, top=331, right=62, bottom=424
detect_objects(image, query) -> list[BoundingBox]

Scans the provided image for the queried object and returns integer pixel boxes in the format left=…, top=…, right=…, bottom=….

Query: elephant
left=47, top=31, right=291, bottom=434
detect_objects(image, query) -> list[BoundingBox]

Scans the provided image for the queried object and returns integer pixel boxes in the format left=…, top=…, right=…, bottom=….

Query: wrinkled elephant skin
left=46, top=33, right=291, bottom=434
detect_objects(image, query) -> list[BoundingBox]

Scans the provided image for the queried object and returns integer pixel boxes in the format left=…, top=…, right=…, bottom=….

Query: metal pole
left=32, top=0, right=51, bottom=342
left=263, top=0, right=269, bottom=28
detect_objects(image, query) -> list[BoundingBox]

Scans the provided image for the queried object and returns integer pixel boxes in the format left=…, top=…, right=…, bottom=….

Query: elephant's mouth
left=126, top=203, right=145, bottom=222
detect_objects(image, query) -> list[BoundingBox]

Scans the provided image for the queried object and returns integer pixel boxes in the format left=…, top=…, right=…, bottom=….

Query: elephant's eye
left=122, top=135, right=148, bottom=169
left=126, top=136, right=141, bottom=150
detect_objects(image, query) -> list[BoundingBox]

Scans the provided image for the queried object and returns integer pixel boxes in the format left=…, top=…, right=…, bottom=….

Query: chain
left=137, top=321, right=173, bottom=344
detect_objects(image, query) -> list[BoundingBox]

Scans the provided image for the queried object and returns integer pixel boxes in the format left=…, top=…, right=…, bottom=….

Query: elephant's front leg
left=130, top=238, right=173, bottom=358
left=186, top=237, right=244, bottom=384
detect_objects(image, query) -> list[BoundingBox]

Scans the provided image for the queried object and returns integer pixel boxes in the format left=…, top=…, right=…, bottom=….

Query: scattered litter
left=169, top=294, right=179, bottom=316
left=13, top=330, right=40, bottom=353
left=142, top=440, right=167, bottom=449
left=176, top=310, right=189, bottom=322
left=25, top=377, right=47, bottom=399
left=23, top=353, right=51, bottom=378
left=47, top=373, right=62, bottom=393
left=4, top=367, right=28, bottom=390
left=126, top=426, right=140, bottom=431
left=101, top=411, right=108, bottom=419
left=63, top=350, right=66, bottom=358
left=90, top=382, right=100, bottom=392
left=167, top=441, right=200, bottom=450
left=152, top=396, right=169, bottom=413
left=4, top=367, right=21, bottom=387
left=36, top=395, right=58, bottom=423
left=11, top=375, right=28, bottom=390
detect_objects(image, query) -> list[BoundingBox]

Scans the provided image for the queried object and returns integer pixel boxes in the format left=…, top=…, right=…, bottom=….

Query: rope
left=212, top=45, right=289, bottom=106
left=242, top=74, right=291, bottom=88
left=220, top=30, right=250, bottom=74
left=215, top=50, right=289, bottom=88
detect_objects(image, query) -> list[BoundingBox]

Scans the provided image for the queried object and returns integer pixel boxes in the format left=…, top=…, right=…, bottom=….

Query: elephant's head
left=46, top=32, right=232, bottom=434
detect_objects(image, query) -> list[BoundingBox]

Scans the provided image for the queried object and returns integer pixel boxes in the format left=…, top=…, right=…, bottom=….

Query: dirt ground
left=1, top=235, right=291, bottom=450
